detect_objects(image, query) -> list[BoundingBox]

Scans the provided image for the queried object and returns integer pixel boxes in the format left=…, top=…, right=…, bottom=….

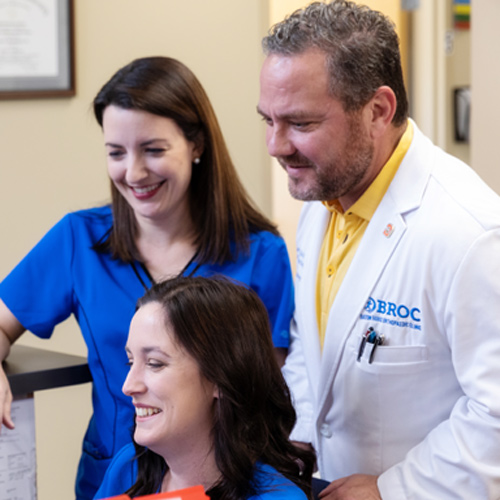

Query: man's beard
left=281, top=119, right=374, bottom=202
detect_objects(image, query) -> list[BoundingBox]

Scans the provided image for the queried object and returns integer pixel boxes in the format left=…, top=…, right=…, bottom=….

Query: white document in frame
left=0, top=0, right=59, bottom=78
left=0, top=396, right=37, bottom=500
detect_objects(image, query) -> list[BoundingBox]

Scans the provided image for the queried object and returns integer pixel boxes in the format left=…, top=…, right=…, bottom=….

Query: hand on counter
left=0, top=364, right=15, bottom=431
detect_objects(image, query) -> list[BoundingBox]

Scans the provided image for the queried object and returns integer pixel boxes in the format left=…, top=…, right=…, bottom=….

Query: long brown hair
left=93, top=57, right=278, bottom=264
left=127, top=276, right=315, bottom=499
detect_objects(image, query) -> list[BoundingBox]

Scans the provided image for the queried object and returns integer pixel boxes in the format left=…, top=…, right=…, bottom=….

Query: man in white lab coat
left=257, top=1, right=500, bottom=499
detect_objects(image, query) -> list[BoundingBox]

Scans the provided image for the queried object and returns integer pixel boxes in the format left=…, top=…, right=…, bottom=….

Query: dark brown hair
left=93, top=57, right=278, bottom=264
left=262, top=0, right=408, bottom=126
left=127, top=276, right=315, bottom=499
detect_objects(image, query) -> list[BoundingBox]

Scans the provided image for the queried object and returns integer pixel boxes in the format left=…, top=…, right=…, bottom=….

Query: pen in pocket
left=357, top=327, right=384, bottom=364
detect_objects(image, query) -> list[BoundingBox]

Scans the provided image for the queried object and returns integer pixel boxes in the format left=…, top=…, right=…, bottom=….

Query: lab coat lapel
left=317, top=121, right=432, bottom=406
left=295, top=203, right=330, bottom=396
left=317, top=196, right=407, bottom=397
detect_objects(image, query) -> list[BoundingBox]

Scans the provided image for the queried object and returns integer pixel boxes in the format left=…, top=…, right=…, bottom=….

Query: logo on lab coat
left=361, top=297, right=422, bottom=330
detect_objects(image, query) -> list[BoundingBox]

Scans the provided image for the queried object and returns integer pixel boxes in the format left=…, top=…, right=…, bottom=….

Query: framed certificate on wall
left=0, top=0, right=75, bottom=99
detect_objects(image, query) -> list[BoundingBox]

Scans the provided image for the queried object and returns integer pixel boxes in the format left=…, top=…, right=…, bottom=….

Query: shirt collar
left=324, top=120, right=414, bottom=221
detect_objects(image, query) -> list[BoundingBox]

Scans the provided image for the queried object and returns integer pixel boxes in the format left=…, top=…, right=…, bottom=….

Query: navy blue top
left=0, top=206, right=294, bottom=500
left=94, top=443, right=308, bottom=500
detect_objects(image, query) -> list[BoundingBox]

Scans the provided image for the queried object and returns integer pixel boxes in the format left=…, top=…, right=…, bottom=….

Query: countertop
left=4, top=345, right=92, bottom=395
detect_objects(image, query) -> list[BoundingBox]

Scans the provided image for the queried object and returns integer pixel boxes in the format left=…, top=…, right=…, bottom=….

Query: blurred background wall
left=0, top=1, right=497, bottom=499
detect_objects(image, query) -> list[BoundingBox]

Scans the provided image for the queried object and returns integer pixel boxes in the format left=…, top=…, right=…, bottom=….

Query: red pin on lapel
left=383, top=223, right=394, bottom=238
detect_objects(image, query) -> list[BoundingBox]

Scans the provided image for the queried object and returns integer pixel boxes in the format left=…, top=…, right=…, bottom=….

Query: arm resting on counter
left=0, top=299, right=26, bottom=430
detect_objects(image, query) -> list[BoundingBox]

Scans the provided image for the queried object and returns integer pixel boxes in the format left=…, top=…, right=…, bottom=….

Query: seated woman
left=94, top=276, right=315, bottom=499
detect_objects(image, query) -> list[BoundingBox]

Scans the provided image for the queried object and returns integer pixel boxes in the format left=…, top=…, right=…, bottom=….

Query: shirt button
left=320, top=423, right=332, bottom=438
left=327, top=266, right=335, bottom=277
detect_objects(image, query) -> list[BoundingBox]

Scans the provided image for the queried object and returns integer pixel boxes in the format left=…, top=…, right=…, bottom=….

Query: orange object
left=136, top=485, right=209, bottom=499
left=99, top=484, right=209, bottom=499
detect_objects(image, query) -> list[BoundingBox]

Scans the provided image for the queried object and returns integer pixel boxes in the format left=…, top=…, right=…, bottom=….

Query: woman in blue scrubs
left=0, top=57, right=294, bottom=500
left=94, top=276, right=314, bottom=500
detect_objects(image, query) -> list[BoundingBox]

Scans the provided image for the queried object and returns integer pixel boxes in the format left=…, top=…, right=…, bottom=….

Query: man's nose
left=266, top=126, right=295, bottom=158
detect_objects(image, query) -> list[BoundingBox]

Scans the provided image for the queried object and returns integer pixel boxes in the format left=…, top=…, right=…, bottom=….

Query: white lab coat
left=283, top=121, right=500, bottom=499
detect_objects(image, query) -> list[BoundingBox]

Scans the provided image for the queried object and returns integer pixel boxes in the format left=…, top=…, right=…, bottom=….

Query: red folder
left=102, top=485, right=209, bottom=499
left=137, top=485, right=209, bottom=499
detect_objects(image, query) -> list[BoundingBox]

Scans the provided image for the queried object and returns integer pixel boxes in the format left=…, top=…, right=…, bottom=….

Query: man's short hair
left=262, top=0, right=408, bottom=125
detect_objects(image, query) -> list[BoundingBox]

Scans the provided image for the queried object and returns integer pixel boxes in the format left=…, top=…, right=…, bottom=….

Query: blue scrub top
left=94, top=443, right=308, bottom=500
left=0, top=206, right=294, bottom=500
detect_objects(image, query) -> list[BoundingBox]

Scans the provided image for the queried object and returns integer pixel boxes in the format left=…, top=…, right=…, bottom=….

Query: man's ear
left=366, top=86, right=398, bottom=139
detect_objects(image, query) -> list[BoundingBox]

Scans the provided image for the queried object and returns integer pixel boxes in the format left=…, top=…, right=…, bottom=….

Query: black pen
left=357, top=327, right=375, bottom=361
left=368, top=334, right=385, bottom=364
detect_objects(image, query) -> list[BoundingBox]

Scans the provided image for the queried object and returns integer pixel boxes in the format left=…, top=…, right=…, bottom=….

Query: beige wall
left=471, top=1, right=500, bottom=194
left=0, top=2, right=268, bottom=499
left=1, top=1, right=498, bottom=499
left=409, top=1, right=500, bottom=195
left=410, top=0, right=471, bottom=166
left=444, top=1, right=470, bottom=165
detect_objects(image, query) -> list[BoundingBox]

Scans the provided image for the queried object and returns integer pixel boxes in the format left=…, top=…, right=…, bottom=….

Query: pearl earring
left=193, top=158, right=200, bottom=164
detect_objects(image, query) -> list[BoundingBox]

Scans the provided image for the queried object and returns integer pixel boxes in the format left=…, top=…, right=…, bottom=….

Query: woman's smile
left=129, top=181, right=166, bottom=200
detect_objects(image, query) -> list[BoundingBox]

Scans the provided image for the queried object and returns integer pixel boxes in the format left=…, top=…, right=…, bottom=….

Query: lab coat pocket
left=353, top=341, right=429, bottom=375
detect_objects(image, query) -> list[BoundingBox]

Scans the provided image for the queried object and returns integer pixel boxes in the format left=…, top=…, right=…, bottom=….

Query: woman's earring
left=193, top=158, right=200, bottom=165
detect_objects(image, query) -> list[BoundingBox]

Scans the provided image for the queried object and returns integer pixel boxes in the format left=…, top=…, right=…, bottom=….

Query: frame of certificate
left=0, top=0, right=75, bottom=99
